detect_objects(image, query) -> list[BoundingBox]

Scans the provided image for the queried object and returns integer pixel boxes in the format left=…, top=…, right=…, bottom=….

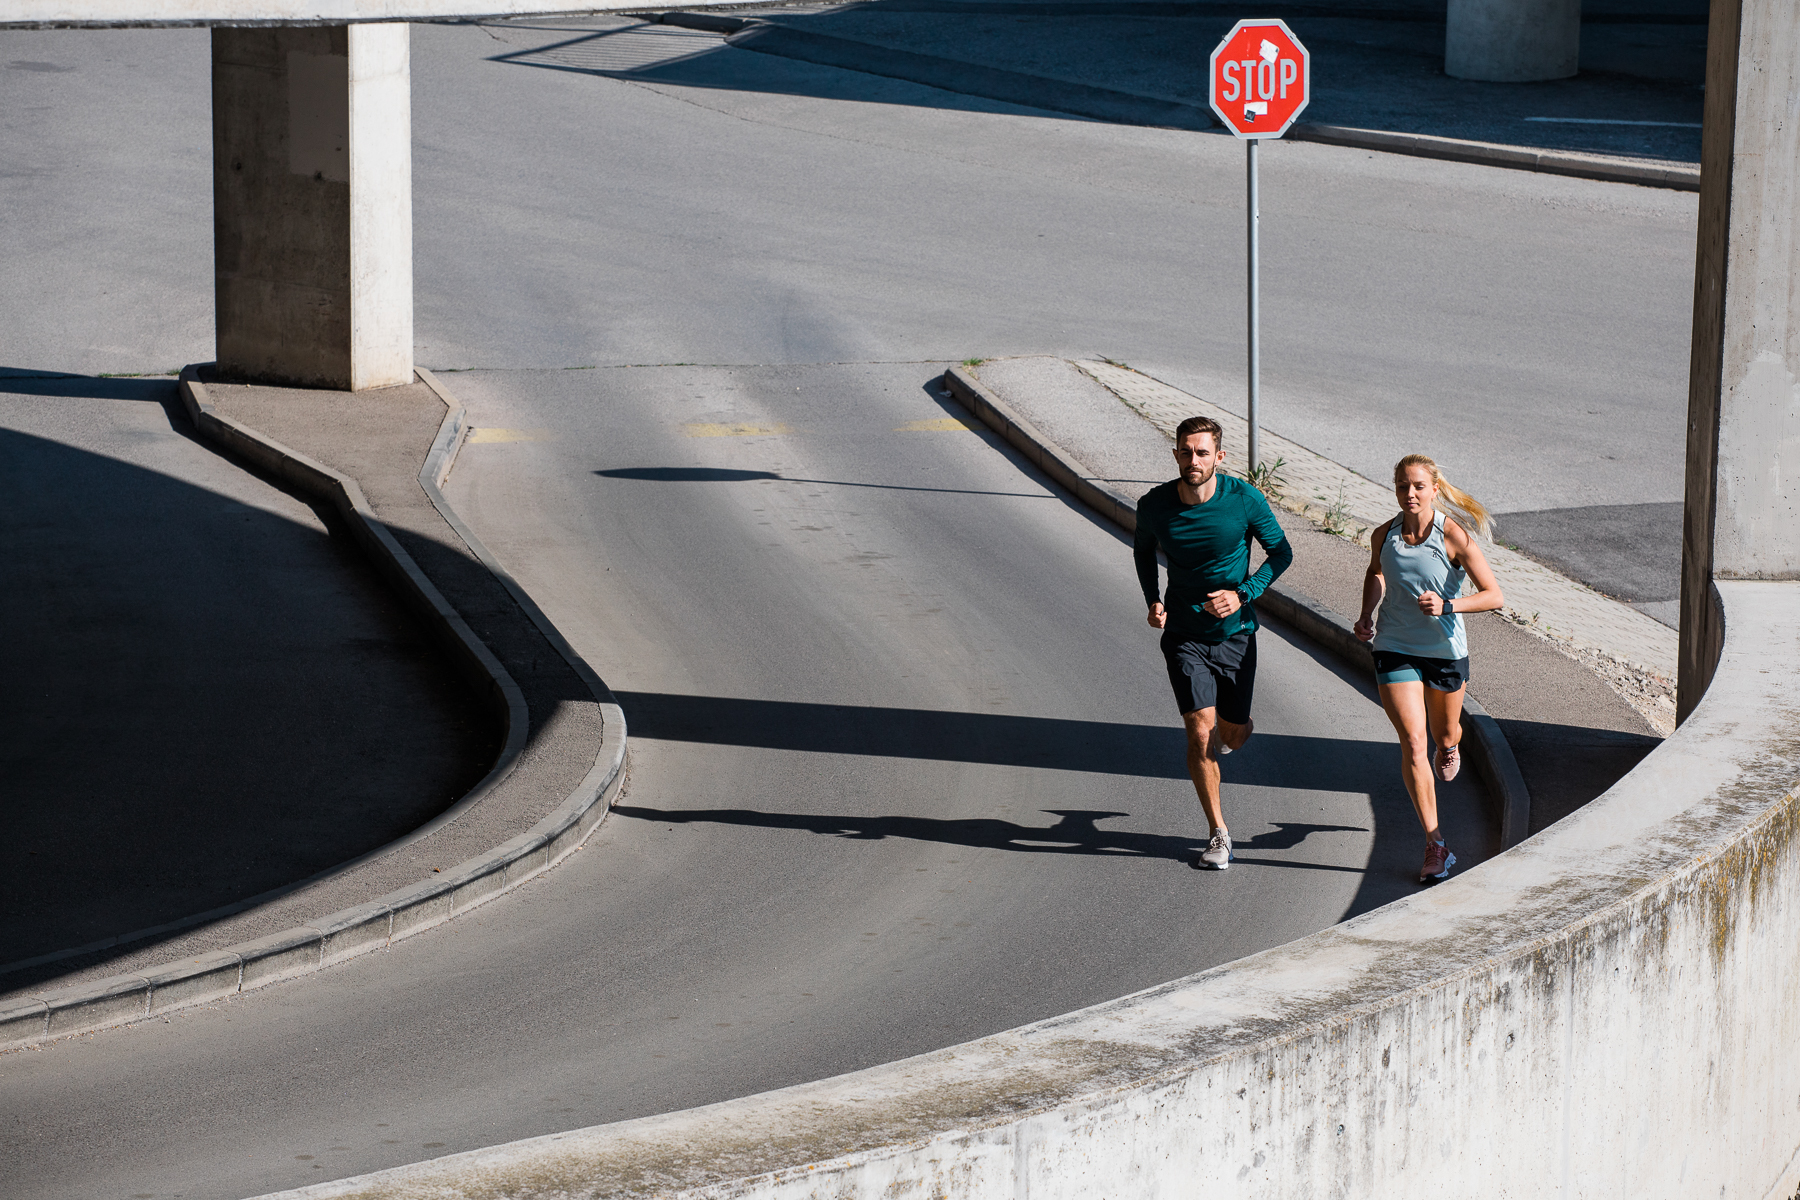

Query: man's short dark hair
left=1175, top=415, right=1224, bottom=451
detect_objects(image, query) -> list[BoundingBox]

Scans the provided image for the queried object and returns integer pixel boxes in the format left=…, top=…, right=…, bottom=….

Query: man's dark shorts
left=1160, top=629, right=1257, bottom=724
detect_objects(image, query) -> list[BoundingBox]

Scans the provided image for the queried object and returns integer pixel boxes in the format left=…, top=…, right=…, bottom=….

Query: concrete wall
left=1681, top=0, right=1800, bottom=719
left=1445, top=0, right=1580, bottom=83
left=259, top=582, right=1800, bottom=1200
left=213, top=22, right=409, bottom=390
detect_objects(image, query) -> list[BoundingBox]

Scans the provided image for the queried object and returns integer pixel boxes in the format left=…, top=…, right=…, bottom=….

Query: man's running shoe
left=1419, top=841, right=1455, bottom=882
left=1434, top=742, right=1461, bottom=782
left=1199, top=830, right=1233, bottom=870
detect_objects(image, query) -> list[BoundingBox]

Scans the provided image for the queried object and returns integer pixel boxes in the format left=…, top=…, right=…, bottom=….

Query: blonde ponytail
left=1393, top=454, right=1492, bottom=539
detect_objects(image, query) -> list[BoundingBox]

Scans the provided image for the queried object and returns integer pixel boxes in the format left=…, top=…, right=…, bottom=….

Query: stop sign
left=1208, top=19, right=1310, bottom=138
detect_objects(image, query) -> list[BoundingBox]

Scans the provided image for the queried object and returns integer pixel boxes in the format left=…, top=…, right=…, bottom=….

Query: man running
left=1135, top=416, right=1292, bottom=870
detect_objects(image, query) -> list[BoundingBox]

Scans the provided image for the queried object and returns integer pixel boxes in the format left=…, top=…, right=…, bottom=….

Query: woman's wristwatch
left=1445, top=597, right=1455, bottom=614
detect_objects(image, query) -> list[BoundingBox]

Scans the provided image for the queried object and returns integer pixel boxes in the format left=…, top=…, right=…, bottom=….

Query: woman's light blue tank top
left=1373, top=511, right=1468, bottom=659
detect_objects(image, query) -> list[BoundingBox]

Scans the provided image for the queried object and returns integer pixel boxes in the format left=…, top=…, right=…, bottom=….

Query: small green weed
left=1312, top=484, right=1369, bottom=540
left=1314, top=483, right=1356, bottom=536
left=1245, top=456, right=1287, bottom=499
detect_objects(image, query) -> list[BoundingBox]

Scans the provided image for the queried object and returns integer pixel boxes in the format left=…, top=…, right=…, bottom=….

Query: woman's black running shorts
left=1371, top=649, right=1471, bottom=692
left=1160, top=629, right=1257, bottom=723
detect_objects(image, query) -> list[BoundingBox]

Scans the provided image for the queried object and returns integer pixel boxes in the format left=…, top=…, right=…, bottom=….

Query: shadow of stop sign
left=1209, top=19, right=1310, bottom=138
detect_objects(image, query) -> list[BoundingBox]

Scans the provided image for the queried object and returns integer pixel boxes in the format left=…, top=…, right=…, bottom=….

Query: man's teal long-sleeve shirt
left=1134, top=474, right=1293, bottom=643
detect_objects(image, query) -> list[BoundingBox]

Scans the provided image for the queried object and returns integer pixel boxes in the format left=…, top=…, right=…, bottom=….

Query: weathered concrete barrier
left=259, top=578, right=1800, bottom=1200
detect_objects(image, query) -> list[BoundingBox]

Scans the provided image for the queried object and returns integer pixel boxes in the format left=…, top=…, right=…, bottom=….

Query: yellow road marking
left=682, top=422, right=792, bottom=437
left=466, top=428, right=548, bottom=443
left=894, top=417, right=977, bottom=432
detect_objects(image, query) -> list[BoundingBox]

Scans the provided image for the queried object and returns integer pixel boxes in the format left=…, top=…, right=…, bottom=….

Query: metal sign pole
left=1246, top=136, right=1260, bottom=478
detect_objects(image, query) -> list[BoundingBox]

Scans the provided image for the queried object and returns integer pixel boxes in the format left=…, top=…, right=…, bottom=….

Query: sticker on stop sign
left=1208, top=19, right=1310, bottom=139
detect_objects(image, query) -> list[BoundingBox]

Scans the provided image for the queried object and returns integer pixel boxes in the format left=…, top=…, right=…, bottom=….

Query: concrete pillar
left=1445, top=0, right=1580, bottom=83
left=212, top=23, right=412, bottom=391
left=1678, top=0, right=1800, bottom=721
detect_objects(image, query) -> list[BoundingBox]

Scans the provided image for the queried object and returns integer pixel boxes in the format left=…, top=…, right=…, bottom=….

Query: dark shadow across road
left=613, top=690, right=1395, bottom=789
left=0, top=374, right=497, bottom=991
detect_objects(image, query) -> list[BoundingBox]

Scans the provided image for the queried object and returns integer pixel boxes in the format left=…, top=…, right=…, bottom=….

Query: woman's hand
left=1417, top=590, right=1448, bottom=617
left=1353, top=612, right=1376, bottom=642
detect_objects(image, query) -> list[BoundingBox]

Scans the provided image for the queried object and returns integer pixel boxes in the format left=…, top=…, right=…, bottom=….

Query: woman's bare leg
left=1425, top=684, right=1465, bottom=756
left=1378, top=680, right=1439, bottom=841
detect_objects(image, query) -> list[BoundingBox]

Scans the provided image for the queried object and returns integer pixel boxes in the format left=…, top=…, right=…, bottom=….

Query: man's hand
left=1417, top=590, right=1448, bottom=617
left=1147, top=603, right=1167, bottom=629
left=1203, top=589, right=1242, bottom=619
left=1353, top=613, right=1376, bottom=642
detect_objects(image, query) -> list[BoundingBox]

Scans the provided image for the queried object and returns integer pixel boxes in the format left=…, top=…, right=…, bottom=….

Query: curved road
left=0, top=16, right=1683, bottom=1200
left=0, top=356, right=1491, bottom=1200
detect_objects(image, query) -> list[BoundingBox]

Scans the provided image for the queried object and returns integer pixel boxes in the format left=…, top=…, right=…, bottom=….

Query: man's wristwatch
left=1445, top=597, right=1455, bottom=614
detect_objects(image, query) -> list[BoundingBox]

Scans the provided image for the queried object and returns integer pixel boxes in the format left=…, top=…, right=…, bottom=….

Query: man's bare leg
left=1183, top=707, right=1252, bottom=833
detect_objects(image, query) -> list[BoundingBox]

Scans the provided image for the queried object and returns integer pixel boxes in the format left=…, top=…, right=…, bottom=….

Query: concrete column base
left=1445, top=0, right=1580, bottom=83
left=212, top=23, right=412, bottom=391
left=1681, top=0, right=1800, bottom=719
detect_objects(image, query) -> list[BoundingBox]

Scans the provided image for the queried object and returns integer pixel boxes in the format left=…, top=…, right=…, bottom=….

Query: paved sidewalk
left=966, top=355, right=1661, bottom=832
left=1076, top=358, right=1679, bottom=718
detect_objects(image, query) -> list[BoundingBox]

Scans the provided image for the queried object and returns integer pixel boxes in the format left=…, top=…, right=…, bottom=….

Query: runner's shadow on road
left=616, top=803, right=1367, bottom=870
left=615, top=690, right=1493, bottom=910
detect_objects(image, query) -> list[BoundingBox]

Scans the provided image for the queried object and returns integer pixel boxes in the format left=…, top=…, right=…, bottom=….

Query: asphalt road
left=1, top=17, right=1699, bottom=619
left=0, top=358, right=1491, bottom=1200
left=0, top=16, right=1685, bottom=1198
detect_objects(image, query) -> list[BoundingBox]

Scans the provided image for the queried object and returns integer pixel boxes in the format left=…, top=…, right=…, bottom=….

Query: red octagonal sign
left=1208, top=19, right=1309, bottom=139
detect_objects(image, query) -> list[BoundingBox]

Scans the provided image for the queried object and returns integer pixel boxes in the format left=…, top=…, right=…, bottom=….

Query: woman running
left=1353, top=454, right=1503, bottom=884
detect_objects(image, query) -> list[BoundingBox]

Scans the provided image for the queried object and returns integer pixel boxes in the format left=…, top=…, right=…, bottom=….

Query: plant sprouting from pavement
left=1314, top=483, right=1361, bottom=539
left=1245, top=456, right=1286, bottom=500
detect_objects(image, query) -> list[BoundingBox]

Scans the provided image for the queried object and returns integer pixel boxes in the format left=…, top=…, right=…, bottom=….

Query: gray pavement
left=445, top=13, right=1702, bottom=624
left=473, top=8, right=1700, bottom=621
left=0, top=360, right=1494, bottom=1200
left=2, top=20, right=1699, bottom=620
left=0, top=375, right=494, bottom=988
left=0, top=16, right=1691, bottom=1198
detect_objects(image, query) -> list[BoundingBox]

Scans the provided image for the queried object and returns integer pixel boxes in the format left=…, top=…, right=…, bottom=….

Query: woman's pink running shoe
left=1434, top=741, right=1461, bottom=782
left=1419, top=841, right=1456, bottom=882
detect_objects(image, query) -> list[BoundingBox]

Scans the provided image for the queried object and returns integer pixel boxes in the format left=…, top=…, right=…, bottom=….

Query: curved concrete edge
left=1289, top=122, right=1702, bottom=192
left=414, top=368, right=625, bottom=711
left=0, top=367, right=627, bottom=1053
left=941, top=364, right=1532, bottom=849
left=242, top=580, right=1800, bottom=1200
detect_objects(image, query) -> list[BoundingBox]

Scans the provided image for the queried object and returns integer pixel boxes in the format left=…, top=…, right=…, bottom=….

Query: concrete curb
left=0, top=368, right=627, bottom=1053
left=657, top=12, right=1697, bottom=192
left=941, top=364, right=1532, bottom=850
left=1289, top=122, right=1700, bottom=192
